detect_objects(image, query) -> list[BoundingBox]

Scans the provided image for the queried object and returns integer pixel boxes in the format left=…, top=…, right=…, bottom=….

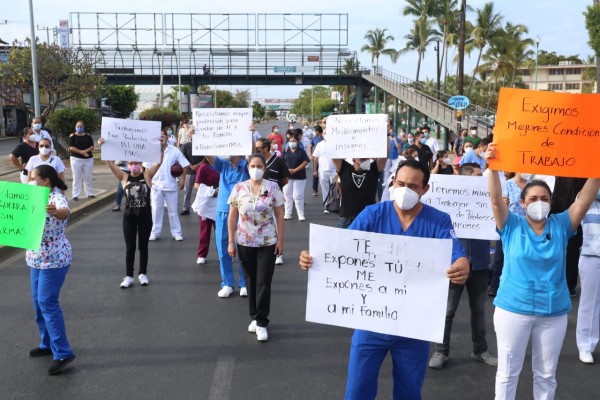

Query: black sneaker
left=179, top=209, right=190, bottom=215
left=48, top=355, right=76, bottom=375
left=29, top=347, right=52, bottom=357
left=88, top=195, right=96, bottom=199
left=72, top=197, right=79, bottom=201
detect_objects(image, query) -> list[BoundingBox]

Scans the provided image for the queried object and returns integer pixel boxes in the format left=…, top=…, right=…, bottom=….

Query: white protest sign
left=325, top=114, right=387, bottom=158
left=421, top=175, right=499, bottom=240
left=306, top=224, right=451, bottom=343
left=191, top=108, right=253, bottom=156
left=100, top=117, right=161, bottom=163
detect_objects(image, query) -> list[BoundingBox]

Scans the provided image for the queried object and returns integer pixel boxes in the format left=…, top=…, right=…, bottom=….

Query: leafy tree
left=103, top=85, right=139, bottom=118
left=252, top=101, right=265, bottom=120
left=585, top=1, right=600, bottom=92
left=400, top=19, right=441, bottom=85
left=232, top=89, right=251, bottom=108
left=537, top=50, right=583, bottom=66
left=46, top=106, right=100, bottom=157
left=163, top=85, right=191, bottom=113
left=0, top=39, right=105, bottom=122
left=139, top=107, right=180, bottom=129
left=264, top=110, right=278, bottom=119
left=361, top=28, right=398, bottom=69
left=290, top=86, right=333, bottom=117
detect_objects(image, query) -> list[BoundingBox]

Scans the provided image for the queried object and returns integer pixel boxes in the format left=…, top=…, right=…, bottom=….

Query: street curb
left=0, top=188, right=117, bottom=261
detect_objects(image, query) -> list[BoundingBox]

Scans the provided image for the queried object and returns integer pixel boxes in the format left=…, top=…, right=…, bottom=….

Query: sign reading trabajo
left=489, top=88, right=600, bottom=177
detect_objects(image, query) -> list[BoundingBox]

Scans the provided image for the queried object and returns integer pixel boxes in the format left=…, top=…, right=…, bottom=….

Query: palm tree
left=400, top=19, right=441, bottom=86
left=503, top=23, right=534, bottom=87
left=434, top=0, right=459, bottom=91
left=361, top=28, right=398, bottom=69
left=403, top=0, right=442, bottom=22
left=334, top=58, right=360, bottom=113
left=466, top=2, right=503, bottom=97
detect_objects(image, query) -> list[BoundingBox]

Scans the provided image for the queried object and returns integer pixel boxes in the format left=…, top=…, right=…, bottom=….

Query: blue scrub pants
left=30, top=266, right=74, bottom=360
left=345, top=330, right=429, bottom=400
left=215, top=211, right=246, bottom=288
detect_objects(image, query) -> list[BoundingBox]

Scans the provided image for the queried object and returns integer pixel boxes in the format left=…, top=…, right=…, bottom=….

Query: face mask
left=526, top=200, right=550, bottom=222
left=220, top=156, right=231, bottom=161
left=520, top=173, right=532, bottom=180
left=289, top=142, right=298, bottom=149
left=129, top=165, right=141, bottom=175
left=167, top=137, right=176, bottom=146
left=29, top=134, right=40, bottom=142
left=424, top=132, right=430, bottom=138
left=249, top=167, right=264, bottom=181
left=419, top=138, right=426, bottom=144
left=469, top=130, right=477, bottom=136
left=392, top=186, right=421, bottom=210
left=464, top=147, right=473, bottom=153
left=304, top=125, right=308, bottom=130
left=76, top=127, right=84, bottom=133
left=28, top=180, right=38, bottom=186
left=359, top=160, right=371, bottom=171
left=272, top=144, right=278, bottom=151
left=443, top=158, right=451, bottom=165
left=40, top=147, right=51, bottom=156
left=408, top=138, right=414, bottom=144
left=33, top=123, right=42, bottom=131
left=167, top=130, right=172, bottom=135
left=274, top=128, right=279, bottom=133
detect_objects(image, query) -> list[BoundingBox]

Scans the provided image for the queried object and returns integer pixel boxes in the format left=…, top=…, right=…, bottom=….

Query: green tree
left=290, top=86, right=334, bottom=117
left=103, top=85, right=139, bottom=118
left=139, top=107, right=180, bottom=128
left=0, top=39, right=105, bottom=122
left=361, top=28, right=398, bottom=69
left=584, top=0, right=600, bottom=91
left=163, top=85, right=191, bottom=113
left=435, top=0, right=459, bottom=92
left=400, top=19, right=441, bottom=85
left=46, top=106, right=100, bottom=157
left=402, top=0, right=442, bottom=22
left=252, top=101, right=265, bottom=119
left=232, top=89, right=251, bottom=108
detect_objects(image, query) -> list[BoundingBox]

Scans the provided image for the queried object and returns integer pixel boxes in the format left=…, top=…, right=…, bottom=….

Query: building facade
left=517, top=61, right=595, bottom=93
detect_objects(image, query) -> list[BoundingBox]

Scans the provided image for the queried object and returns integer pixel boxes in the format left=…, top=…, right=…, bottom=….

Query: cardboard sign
left=100, top=117, right=161, bottom=163
left=324, top=114, right=388, bottom=158
left=421, top=175, right=499, bottom=240
left=191, top=108, right=253, bottom=156
left=306, top=224, right=451, bottom=343
left=490, top=88, right=600, bottom=177
left=0, top=181, right=50, bottom=251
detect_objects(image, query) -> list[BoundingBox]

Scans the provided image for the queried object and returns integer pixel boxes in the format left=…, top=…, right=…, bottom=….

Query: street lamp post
left=534, top=36, right=541, bottom=90
left=177, top=38, right=181, bottom=114
left=28, top=0, right=41, bottom=118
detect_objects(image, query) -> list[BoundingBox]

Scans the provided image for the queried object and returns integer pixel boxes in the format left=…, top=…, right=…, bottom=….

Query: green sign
left=0, top=181, right=50, bottom=251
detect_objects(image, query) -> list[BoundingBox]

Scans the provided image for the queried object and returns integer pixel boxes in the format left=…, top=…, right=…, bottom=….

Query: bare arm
left=332, top=158, right=343, bottom=172
left=205, top=155, right=217, bottom=166
left=568, top=178, right=600, bottom=230
left=274, top=205, right=285, bottom=256
left=227, top=205, right=239, bottom=258
left=8, top=154, right=23, bottom=170
left=46, top=203, right=70, bottom=221
left=485, top=144, right=509, bottom=231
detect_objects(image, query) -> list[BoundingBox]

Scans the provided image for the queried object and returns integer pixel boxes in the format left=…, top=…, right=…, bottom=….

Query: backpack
left=323, top=179, right=341, bottom=214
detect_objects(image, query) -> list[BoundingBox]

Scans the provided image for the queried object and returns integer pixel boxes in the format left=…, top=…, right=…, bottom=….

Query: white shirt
left=148, top=145, right=191, bottom=191
left=312, top=140, right=336, bottom=172
left=25, top=154, right=66, bottom=174
left=301, top=128, right=314, bottom=150
left=425, top=136, right=439, bottom=160
left=252, top=130, right=262, bottom=143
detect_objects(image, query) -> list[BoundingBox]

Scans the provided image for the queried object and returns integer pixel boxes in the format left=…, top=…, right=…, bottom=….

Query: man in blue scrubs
left=300, top=159, right=469, bottom=400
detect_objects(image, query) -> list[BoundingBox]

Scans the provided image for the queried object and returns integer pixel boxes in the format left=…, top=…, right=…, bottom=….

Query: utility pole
left=28, top=0, right=41, bottom=118
left=457, top=0, right=467, bottom=96
left=0, top=20, right=7, bottom=137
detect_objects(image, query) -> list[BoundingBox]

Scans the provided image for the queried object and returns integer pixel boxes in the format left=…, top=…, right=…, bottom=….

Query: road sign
left=274, top=66, right=296, bottom=73
left=448, top=95, right=470, bottom=110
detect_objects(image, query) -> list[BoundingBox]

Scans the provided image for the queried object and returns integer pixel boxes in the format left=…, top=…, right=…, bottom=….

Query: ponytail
left=34, top=164, right=68, bottom=191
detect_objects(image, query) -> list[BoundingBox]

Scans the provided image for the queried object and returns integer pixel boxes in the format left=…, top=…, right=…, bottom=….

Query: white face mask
left=29, top=134, right=41, bottom=143
left=464, top=147, right=474, bottom=153
left=220, top=156, right=231, bottom=161
left=272, top=144, right=278, bottom=151
left=520, top=173, right=532, bottom=180
left=304, top=125, right=308, bottom=130
left=526, top=200, right=550, bottom=222
left=28, top=180, right=38, bottom=186
left=359, top=160, right=371, bottom=171
left=40, top=147, right=51, bottom=156
left=391, top=186, right=421, bottom=210
left=443, top=158, right=451, bottom=165
left=249, top=167, right=264, bottom=181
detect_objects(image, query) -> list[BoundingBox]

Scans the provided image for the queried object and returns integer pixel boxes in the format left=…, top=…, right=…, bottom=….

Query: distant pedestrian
left=193, top=159, right=219, bottom=265
left=68, top=120, right=95, bottom=200
left=9, top=128, right=39, bottom=184
left=180, top=127, right=204, bottom=215
left=25, top=137, right=66, bottom=184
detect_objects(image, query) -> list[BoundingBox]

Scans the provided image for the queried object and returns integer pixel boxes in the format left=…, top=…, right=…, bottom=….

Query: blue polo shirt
left=212, top=157, right=249, bottom=213
left=349, top=202, right=465, bottom=265
left=494, top=210, right=576, bottom=316
left=459, top=150, right=486, bottom=170
left=389, top=137, right=399, bottom=160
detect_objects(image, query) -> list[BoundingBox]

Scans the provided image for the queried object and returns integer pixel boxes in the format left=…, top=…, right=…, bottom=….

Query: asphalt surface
left=0, top=123, right=598, bottom=399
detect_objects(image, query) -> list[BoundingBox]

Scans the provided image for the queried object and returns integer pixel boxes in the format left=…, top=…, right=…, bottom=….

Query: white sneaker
left=579, top=351, right=594, bottom=364
left=298, top=215, right=306, bottom=221
left=149, top=235, right=158, bottom=241
left=196, top=257, right=206, bottom=264
left=218, top=286, right=234, bottom=298
left=248, top=320, right=257, bottom=333
left=120, top=276, right=134, bottom=288
left=240, top=287, right=248, bottom=297
left=323, top=210, right=330, bottom=214
left=275, top=255, right=283, bottom=265
left=174, top=235, right=183, bottom=241
left=138, top=274, right=149, bottom=286
left=256, top=326, right=268, bottom=341
left=284, top=216, right=292, bottom=220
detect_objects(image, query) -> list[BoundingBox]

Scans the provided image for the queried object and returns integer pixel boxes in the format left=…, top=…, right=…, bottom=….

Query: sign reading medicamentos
left=306, top=224, right=451, bottom=343
left=100, top=117, right=161, bottom=163
left=191, top=108, right=253, bottom=156
left=324, top=114, right=388, bottom=158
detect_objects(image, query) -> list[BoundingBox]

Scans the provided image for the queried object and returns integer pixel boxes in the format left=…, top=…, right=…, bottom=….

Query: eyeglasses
left=39, top=145, right=51, bottom=148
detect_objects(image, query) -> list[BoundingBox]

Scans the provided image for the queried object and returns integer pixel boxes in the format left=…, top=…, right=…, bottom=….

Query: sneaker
left=29, top=347, right=52, bottom=357
left=471, top=351, right=498, bottom=367
left=120, top=276, right=134, bottom=288
left=298, top=215, right=306, bottom=221
left=256, top=326, right=268, bottom=342
left=112, top=205, right=121, bottom=212
left=174, top=235, right=184, bottom=241
left=323, top=210, right=330, bottom=214
left=72, top=197, right=79, bottom=201
left=275, top=255, right=284, bottom=265
left=579, top=351, right=594, bottom=364
left=240, top=287, right=248, bottom=297
left=48, top=355, right=76, bottom=375
left=138, top=274, right=149, bottom=286
left=284, top=216, right=292, bottom=220
left=196, top=257, right=206, bottom=264
left=312, top=191, right=318, bottom=196
left=218, top=286, right=234, bottom=298
left=429, top=353, right=447, bottom=369
left=149, top=235, right=158, bottom=241
left=179, top=209, right=190, bottom=215
left=248, top=320, right=257, bottom=333
left=88, top=195, right=96, bottom=199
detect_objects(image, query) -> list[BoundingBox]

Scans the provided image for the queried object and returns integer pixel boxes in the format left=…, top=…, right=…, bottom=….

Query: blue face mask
left=289, top=142, right=298, bottom=149
left=424, top=132, right=430, bottom=138
left=420, top=138, right=426, bottom=144
left=33, top=123, right=42, bottom=131
left=76, top=127, right=84, bottom=133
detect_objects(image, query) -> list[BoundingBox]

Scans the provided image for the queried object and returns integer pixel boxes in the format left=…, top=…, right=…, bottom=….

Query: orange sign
left=489, top=88, right=600, bottom=178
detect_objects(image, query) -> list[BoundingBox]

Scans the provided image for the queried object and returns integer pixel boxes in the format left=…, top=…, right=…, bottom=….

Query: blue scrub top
left=212, top=157, right=249, bottom=213
left=494, top=210, right=576, bottom=316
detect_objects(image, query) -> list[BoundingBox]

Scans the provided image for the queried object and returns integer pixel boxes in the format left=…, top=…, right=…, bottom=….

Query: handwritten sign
left=490, top=88, right=600, bottom=178
left=0, top=181, right=50, bottom=250
left=100, top=117, right=161, bottom=163
left=324, top=114, right=387, bottom=158
left=306, top=224, right=451, bottom=342
left=420, top=175, right=499, bottom=240
left=191, top=108, right=253, bottom=156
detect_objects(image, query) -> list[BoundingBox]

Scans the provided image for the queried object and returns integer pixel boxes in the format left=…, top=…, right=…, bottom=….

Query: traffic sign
left=448, top=95, right=470, bottom=110
left=274, top=66, right=296, bottom=73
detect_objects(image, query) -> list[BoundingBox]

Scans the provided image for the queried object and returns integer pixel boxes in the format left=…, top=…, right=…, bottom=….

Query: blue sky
left=1, top=1, right=593, bottom=100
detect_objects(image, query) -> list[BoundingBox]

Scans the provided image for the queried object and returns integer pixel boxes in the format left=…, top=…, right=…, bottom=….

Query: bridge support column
left=355, top=85, right=363, bottom=114
left=406, top=107, right=412, bottom=133
left=393, top=98, right=399, bottom=133
left=383, top=91, right=388, bottom=115
left=374, top=86, right=379, bottom=113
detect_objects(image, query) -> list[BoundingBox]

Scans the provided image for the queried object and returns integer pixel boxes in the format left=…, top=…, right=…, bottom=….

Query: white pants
left=494, top=307, right=567, bottom=400
left=70, top=157, right=93, bottom=198
left=150, top=188, right=182, bottom=237
left=319, top=170, right=336, bottom=205
left=576, top=255, right=600, bottom=353
left=283, top=179, right=306, bottom=218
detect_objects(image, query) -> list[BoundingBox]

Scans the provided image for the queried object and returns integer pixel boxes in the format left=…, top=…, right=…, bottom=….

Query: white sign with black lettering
left=306, top=224, right=451, bottom=342
left=191, top=108, right=253, bottom=156
left=421, top=175, right=499, bottom=240
left=325, top=114, right=387, bottom=158
left=100, top=117, right=161, bottom=162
